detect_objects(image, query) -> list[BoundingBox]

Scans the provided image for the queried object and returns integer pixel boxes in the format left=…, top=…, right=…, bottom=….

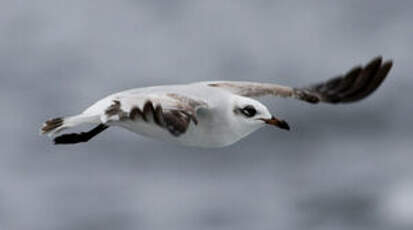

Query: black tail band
left=54, top=124, right=108, bottom=145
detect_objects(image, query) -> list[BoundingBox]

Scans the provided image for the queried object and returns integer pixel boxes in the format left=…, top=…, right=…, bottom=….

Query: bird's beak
left=259, top=116, right=290, bottom=131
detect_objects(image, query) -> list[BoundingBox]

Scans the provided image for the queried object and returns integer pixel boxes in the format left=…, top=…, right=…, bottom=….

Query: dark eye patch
left=240, top=105, right=257, bottom=117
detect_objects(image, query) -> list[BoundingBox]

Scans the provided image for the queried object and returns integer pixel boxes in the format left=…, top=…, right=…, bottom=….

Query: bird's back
left=81, top=83, right=238, bottom=147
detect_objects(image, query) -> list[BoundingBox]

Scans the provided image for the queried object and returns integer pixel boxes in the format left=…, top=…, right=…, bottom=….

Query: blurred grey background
left=1, top=0, right=413, bottom=229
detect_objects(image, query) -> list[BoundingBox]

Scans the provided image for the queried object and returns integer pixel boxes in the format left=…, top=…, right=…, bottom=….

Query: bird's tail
left=40, top=113, right=100, bottom=137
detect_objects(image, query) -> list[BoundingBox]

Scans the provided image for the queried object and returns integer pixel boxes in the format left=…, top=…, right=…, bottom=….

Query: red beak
left=259, top=116, right=290, bottom=131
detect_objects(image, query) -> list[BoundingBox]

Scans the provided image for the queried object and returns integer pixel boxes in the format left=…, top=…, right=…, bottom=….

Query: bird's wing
left=101, top=92, right=209, bottom=136
left=204, top=56, right=393, bottom=104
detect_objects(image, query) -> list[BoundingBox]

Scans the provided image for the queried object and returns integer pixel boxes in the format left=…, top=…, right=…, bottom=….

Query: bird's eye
left=241, top=105, right=257, bottom=117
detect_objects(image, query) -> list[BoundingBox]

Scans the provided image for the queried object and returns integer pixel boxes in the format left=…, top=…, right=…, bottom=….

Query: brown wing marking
left=126, top=100, right=199, bottom=137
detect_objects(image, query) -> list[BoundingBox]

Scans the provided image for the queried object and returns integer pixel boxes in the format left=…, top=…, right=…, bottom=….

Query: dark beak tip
left=261, top=117, right=290, bottom=131
left=279, top=120, right=290, bottom=131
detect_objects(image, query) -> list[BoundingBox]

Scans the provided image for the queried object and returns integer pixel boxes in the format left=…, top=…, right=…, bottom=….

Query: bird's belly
left=114, top=120, right=239, bottom=148
left=177, top=126, right=239, bottom=148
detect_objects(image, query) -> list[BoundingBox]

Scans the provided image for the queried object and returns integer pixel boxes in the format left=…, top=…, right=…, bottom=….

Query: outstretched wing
left=103, top=93, right=208, bottom=136
left=206, top=56, right=393, bottom=104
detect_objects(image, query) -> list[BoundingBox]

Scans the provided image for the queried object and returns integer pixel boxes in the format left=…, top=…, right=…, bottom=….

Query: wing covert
left=103, top=93, right=208, bottom=136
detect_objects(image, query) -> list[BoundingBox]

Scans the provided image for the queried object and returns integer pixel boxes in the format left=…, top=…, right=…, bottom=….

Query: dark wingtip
left=366, top=56, right=383, bottom=68
left=371, top=55, right=383, bottom=63
left=370, top=56, right=394, bottom=72
left=365, top=56, right=383, bottom=72
left=383, top=59, right=393, bottom=70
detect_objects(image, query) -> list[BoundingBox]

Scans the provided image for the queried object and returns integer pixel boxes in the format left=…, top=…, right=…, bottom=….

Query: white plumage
left=41, top=57, right=392, bottom=148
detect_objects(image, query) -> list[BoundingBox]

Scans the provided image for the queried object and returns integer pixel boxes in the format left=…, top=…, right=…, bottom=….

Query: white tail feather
left=41, top=113, right=101, bottom=137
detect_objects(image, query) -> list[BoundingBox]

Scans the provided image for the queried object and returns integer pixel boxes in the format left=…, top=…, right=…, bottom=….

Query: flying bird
left=41, top=56, right=392, bottom=148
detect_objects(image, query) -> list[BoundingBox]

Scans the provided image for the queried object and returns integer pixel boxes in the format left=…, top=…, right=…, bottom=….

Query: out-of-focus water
left=1, top=1, right=412, bottom=229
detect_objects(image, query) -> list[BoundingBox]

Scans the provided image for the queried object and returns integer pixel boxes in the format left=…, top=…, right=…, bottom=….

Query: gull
left=41, top=56, right=393, bottom=148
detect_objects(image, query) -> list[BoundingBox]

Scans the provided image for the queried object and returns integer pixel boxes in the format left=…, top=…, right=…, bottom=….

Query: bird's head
left=231, top=96, right=290, bottom=136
